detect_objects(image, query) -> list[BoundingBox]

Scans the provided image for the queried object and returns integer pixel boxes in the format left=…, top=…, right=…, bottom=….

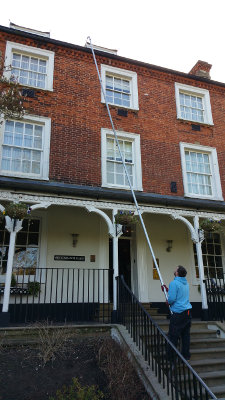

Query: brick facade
left=0, top=26, right=225, bottom=201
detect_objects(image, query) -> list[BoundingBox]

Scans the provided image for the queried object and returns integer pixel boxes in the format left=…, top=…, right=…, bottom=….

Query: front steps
left=155, top=318, right=225, bottom=398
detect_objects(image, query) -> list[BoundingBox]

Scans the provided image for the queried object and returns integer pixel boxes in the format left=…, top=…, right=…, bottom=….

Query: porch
left=0, top=192, right=225, bottom=325
left=0, top=266, right=225, bottom=324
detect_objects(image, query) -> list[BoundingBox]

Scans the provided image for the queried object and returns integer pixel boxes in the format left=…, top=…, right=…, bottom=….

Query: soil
left=0, top=331, right=151, bottom=400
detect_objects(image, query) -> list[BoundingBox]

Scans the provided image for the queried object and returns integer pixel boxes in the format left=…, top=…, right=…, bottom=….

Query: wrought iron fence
left=117, top=275, right=217, bottom=400
left=0, top=267, right=113, bottom=324
left=205, top=273, right=225, bottom=322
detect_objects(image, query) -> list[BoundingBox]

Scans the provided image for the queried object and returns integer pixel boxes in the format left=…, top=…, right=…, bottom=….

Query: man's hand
left=161, top=284, right=169, bottom=293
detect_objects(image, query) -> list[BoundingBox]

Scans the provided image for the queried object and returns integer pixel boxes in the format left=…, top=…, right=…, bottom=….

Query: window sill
left=184, top=193, right=224, bottom=202
left=19, top=82, right=53, bottom=92
left=101, top=101, right=139, bottom=112
left=177, top=118, right=214, bottom=127
left=102, top=184, right=143, bottom=191
left=0, top=172, right=49, bottom=181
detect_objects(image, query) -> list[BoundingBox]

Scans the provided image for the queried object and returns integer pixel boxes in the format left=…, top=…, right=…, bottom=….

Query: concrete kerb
left=111, top=324, right=172, bottom=400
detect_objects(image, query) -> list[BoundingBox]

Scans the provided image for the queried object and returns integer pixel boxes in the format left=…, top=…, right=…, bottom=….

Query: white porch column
left=112, top=209, right=123, bottom=311
left=171, top=212, right=208, bottom=319
left=113, top=233, right=119, bottom=311
left=193, top=215, right=208, bottom=314
left=2, top=217, right=23, bottom=313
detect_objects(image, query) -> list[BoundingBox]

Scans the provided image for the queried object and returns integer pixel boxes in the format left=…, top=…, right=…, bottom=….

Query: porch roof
left=0, top=176, right=225, bottom=215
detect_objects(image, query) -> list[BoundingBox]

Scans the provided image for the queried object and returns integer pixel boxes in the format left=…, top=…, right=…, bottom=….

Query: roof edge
left=0, top=24, right=225, bottom=88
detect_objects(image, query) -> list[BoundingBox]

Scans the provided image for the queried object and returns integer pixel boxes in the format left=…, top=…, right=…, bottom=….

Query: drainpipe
left=0, top=217, right=23, bottom=326
left=194, top=215, right=208, bottom=320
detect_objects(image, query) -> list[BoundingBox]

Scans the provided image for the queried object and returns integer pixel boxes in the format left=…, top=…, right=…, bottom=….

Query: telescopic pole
left=87, top=36, right=170, bottom=306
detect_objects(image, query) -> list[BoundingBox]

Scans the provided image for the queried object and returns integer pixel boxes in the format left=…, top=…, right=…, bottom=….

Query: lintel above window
left=101, top=65, right=139, bottom=110
left=175, top=83, right=213, bottom=125
left=4, top=41, right=55, bottom=91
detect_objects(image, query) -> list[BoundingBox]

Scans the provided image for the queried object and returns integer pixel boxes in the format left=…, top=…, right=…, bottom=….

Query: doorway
left=118, top=239, right=131, bottom=288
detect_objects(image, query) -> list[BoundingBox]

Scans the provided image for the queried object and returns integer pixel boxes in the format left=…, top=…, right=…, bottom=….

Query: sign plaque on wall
left=54, top=255, right=85, bottom=261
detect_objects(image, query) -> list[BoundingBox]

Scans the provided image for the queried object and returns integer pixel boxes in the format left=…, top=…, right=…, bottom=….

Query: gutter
left=0, top=176, right=224, bottom=213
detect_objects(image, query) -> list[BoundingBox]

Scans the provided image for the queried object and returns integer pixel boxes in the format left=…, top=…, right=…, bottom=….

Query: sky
left=1, top=0, right=225, bottom=83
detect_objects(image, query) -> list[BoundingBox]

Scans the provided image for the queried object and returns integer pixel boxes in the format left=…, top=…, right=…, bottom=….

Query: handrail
left=117, top=275, right=217, bottom=400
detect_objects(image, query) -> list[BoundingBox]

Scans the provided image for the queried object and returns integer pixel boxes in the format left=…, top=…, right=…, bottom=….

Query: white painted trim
left=175, top=82, right=213, bottom=125
left=101, top=128, right=143, bottom=191
left=4, top=41, right=55, bottom=91
left=0, top=114, right=51, bottom=180
left=0, top=192, right=225, bottom=220
left=180, top=142, right=223, bottom=201
left=101, top=64, right=139, bottom=110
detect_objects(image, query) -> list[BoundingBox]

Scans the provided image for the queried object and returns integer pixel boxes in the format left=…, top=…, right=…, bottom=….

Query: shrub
left=27, top=281, right=41, bottom=296
left=34, top=322, right=75, bottom=366
left=97, top=338, right=149, bottom=400
left=49, top=378, right=104, bottom=400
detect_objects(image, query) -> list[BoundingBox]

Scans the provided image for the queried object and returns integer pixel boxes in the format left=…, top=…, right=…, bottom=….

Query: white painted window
left=175, top=83, right=213, bottom=125
left=4, top=42, right=54, bottom=91
left=101, top=65, right=139, bottom=110
left=0, top=115, right=51, bottom=180
left=0, top=212, right=47, bottom=283
left=180, top=142, right=223, bottom=201
left=193, top=232, right=224, bottom=279
left=101, top=128, right=142, bottom=190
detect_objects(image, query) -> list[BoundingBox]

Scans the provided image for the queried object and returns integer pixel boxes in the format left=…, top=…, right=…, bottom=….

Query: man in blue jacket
left=168, top=265, right=192, bottom=360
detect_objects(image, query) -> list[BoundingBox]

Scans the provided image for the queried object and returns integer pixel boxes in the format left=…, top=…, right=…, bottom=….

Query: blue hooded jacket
left=168, top=276, right=192, bottom=313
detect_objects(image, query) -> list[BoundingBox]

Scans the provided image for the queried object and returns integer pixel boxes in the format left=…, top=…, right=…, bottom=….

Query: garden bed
left=0, top=328, right=150, bottom=400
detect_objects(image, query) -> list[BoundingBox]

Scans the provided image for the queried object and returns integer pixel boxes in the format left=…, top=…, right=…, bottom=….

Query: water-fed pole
left=87, top=37, right=171, bottom=308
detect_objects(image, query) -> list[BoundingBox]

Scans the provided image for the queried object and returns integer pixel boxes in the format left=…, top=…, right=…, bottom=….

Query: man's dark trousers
left=168, top=309, right=192, bottom=360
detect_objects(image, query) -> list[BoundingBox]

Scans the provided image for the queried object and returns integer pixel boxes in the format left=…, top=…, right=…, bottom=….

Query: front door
left=118, top=239, right=131, bottom=288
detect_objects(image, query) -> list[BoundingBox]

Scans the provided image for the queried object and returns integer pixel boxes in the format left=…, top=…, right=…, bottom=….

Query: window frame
left=175, top=83, right=213, bottom=125
left=0, top=114, right=51, bottom=180
left=193, top=232, right=225, bottom=280
left=101, top=128, right=142, bottom=191
left=180, top=142, right=223, bottom=201
left=0, top=211, right=47, bottom=284
left=3, top=41, right=55, bottom=91
left=101, top=64, right=139, bottom=110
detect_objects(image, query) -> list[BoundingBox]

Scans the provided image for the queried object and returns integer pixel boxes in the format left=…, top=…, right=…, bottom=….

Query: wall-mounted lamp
left=166, top=240, right=173, bottom=252
left=71, top=233, right=79, bottom=247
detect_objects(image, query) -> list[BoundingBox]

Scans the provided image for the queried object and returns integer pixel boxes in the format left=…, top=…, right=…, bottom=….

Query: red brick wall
left=0, top=30, right=225, bottom=199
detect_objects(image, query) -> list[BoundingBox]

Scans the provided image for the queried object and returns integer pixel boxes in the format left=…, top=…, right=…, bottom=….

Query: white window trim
left=101, top=64, right=139, bottom=110
left=0, top=114, right=51, bottom=180
left=0, top=211, right=47, bottom=284
left=180, top=142, right=223, bottom=201
left=101, top=128, right=142, bottom=191
left=175, top=83, right=213, bottom=125
left=3, top=41, right=55, bottom=91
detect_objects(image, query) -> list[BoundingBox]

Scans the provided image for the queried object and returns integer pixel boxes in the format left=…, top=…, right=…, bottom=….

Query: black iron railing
left=117, top=276, right=217, bottom=400
left=205, top=273, right=225, bottom=322
left=0, top=267, right=113, bottom=324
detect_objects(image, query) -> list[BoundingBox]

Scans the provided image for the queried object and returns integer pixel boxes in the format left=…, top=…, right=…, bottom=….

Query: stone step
left=190, top=329, right=217, bottom=339
left=209, top=385, right=225, bottom=399
left=190, top=347, right=225, bottom=360
left=190, top=337, right=225, bottom=349
left=198, top=370, right=225, bottom=388
left=190, top=358, right=225, bottom=373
